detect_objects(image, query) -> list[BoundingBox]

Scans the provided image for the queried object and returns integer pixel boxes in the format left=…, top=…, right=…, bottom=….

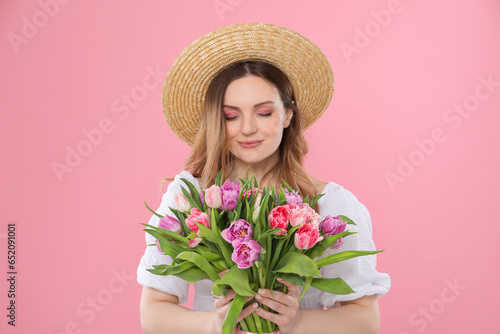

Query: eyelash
left=224, top=111, right=273, bottom=120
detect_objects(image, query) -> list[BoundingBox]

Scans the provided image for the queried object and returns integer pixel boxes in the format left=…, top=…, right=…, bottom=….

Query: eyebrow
left=223, top=101, right=275, bottom=109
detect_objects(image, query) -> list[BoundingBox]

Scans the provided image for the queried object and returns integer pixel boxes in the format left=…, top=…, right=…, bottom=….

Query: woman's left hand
left=254, top=278, right=301, bottom=334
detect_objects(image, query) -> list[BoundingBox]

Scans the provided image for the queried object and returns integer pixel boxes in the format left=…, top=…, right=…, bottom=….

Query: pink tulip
left=174, top=193, right=192, bottom=213
left=204, top=185, right=222, bottom=209
left=294, top=223, right=323, bottom=250
left=156, top=239, right=164, bottom=253
left=189, top=237, right=202, bottom=248
left=289, top=203, right=321, bottom=227
left=185, top=208, right=211, bottom=235
left=268, top=205, right=291, bottom=235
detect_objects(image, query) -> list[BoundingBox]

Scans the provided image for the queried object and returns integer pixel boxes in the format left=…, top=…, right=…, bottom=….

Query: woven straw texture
left=161, top=23, right=334, bottom=146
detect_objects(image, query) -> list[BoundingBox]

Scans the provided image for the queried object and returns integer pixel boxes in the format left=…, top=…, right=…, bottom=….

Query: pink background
left=1, top=0, right=499, bottom=333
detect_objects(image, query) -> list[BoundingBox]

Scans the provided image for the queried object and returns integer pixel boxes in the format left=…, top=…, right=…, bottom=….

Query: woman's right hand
left=213, top=289, right=257, bottom=334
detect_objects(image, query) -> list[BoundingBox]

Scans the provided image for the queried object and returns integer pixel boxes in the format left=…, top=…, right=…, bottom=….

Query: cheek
left=225, top=122, right=238, bottom=139
left=262, top=119, right=285, bottom=138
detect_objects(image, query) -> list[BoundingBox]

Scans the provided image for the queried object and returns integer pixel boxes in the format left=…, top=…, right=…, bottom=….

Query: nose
left=240, top=115, right=257, bottom=135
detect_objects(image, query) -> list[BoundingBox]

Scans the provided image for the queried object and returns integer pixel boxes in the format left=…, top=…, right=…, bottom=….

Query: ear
left=284, top=108, right=294, bottom=128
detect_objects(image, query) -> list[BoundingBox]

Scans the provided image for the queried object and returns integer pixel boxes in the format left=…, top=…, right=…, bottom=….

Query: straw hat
left=162, top=22, right=334, bottom=146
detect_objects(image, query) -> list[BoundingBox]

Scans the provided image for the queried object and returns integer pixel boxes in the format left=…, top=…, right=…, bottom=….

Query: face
left=223, top=75, right=293, bottom=169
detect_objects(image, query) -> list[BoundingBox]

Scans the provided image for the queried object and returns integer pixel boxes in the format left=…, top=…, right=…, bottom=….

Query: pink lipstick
left=239, top=140, right=262, bottom=148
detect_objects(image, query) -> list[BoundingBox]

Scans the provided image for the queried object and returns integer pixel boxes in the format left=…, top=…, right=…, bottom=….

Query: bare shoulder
left=309, top=175, right=329, bottom=194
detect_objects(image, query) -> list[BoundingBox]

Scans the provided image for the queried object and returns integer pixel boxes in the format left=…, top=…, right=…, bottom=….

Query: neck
left=228, top=153, right=280, bottom=188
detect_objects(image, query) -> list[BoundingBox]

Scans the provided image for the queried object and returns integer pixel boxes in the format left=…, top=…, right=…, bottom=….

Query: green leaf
left=144, top=201, right=164, bottom=218
left=168, top=207, right=190, bottom=236
left=277, top=273, right=304, bottom=286
left=215, top=170, right=223, bottom=187
left=201, top=252, right=222, bottom=262
left=315, top=249, right=384, bottom=268
left=196, top=223, right=218, bottom=244
left=252, top=174, right=258, bottom=188
left=245, top=200, right=251, bottom=222
left=181, top=186, right=199, bottom=210
left=298, top=276, right=313, bottom=301
left=180, top=177, right=203, bottom=208
left=306, top=231, right=357, bottom=259
left=214, top=265, right=256, bottom=297
left=338, top=215, right=356, bottom=225
left=309, top=193, right=325, bottom=208
left=147, top=261, right=194, bottom=276
left=257, top=228, right=282, bottom=241
left=304, top=194, right=310, bottom=205
left=310, top=277, right=355, bottom=295
left=245, top=165, right=250, bottom=180
left=274, top=252, right=321, bottom=277
left=284, top=225, right=300, bottom=241
left=216, top=232, right=234, bottom=266
left=170, top=267, right=210, bottom=283
left=176, top=251, right=220, bottom=281
left=143, top=229, right=184, bottom=258
left=222, top=293, right=246, bottom=334
left=140, top=223, right=189, bottom=245
left=281, top=179, right=293, bottom=192
left=277, top=188, right=287, bottom=205
left=258, top=191, right=271, bottom=224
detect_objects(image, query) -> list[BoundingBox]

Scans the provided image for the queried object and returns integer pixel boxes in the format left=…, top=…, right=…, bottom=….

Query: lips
left=239, top=140, right=263, bottom=149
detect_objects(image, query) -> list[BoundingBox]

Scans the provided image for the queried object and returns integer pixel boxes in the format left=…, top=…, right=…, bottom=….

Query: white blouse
left=137, top=171, right=391, bottom=311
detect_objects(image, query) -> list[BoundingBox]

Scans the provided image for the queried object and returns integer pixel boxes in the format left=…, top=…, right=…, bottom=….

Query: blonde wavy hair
left=175, top=60, right=318, bottom=206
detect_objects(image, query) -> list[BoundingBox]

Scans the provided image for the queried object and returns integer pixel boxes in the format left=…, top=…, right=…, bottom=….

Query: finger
left=256, top=294, right=294, bottom=315
left=258, top=288, right=298, bottom=308
left=214, top=289, right=236, bottom=308
left=218, top=269, right=229, bottom=278
left=254, top=305, right=288, bottom=328
left=237, top=302, right=258, bottom=323
left=277, top=278, right=301, bottom=298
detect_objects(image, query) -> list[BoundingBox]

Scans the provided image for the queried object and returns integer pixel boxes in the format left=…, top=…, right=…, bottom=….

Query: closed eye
left=224, top=111, right=239, bottom=120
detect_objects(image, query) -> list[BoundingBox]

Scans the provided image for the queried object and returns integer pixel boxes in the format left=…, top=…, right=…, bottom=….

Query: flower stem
left=252, top=313, right=264, bottom=333
left=246, top=314, right=258, bottom=333
left=239, top=319, right=249, bottom=332
left=262, top=318, right=270, bottom=332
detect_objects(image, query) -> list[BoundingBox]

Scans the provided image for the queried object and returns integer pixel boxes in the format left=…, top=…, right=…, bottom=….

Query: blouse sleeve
left=317, top=183, right=391, bottom=308
left=136, top=171, right=198, bottom=305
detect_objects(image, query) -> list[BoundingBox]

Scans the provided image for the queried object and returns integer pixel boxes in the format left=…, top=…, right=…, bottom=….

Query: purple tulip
left=220, top=179, right=240, bottom=212
left=158, top=216, right=184, bottom=235
left=199, top=190, right=205, bottom=206
left=319, top=216, right=347, bottom=250
left=332, top=238, right=345, bottom=249
left=231, top=239, right=261, bottom=269
left=319, top=216, right=346, bottom=237
left=221, top=219, right=253, bottom=243
left=284, top=189, right=303, bottom=206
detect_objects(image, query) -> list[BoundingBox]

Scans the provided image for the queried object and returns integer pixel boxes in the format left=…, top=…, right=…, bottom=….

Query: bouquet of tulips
left=142, top=171, right=383, bottom=334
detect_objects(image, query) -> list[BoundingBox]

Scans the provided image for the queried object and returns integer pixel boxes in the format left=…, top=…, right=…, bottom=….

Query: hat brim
left=162, top=22, right=334, bottom=146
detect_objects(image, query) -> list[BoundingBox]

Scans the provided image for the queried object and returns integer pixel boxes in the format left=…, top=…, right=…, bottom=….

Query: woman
left=137, top=23, right=390, bottom=334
